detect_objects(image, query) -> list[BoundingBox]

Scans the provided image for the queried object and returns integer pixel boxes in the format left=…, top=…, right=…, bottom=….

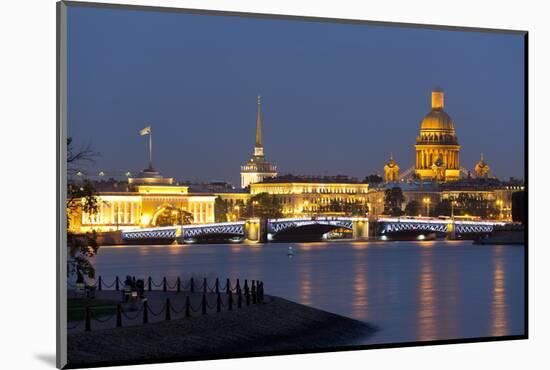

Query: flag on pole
left=139, top=126, right=151, bottom=136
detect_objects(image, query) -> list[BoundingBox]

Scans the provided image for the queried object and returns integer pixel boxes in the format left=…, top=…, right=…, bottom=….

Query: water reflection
left=299, top=253, right=313, bottom=306
left=418, top=248, right=438, bottom=341
left=352, top=249, right=368, bottom=320
left=491, top=245, right=508, bottom=336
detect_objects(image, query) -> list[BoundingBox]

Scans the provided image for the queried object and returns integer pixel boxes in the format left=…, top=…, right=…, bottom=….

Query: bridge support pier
left=245, top=219, right=267, bottom=243
left=352, top=218, right=369, bottom=239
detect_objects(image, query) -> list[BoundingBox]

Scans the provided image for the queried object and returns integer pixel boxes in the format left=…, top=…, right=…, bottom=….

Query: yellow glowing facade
left=240, top=96, right=277, bottom=188
left=415, top=88, right=461, bottom=182
left=250, top=180, right=369, bottom=217
left=475, top=153, right=491, bottom=178
left=70, top=174, right=216, bottom=233
left=383, top=153, right=400, bottom=182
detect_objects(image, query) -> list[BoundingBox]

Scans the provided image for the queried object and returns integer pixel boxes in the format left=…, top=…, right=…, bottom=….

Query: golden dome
left=420, top=110, right=455, bottom=131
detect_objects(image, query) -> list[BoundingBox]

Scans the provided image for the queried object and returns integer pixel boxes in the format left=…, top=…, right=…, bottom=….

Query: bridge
left=377, top=217, right=506, bottom=236
left=121, top=217, right=508, bottom=243
left=122, top=217, right=369, bottom=243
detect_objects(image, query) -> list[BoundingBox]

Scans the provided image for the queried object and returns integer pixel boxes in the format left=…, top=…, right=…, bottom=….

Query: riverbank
left=67, top=295, right=376, bottom=368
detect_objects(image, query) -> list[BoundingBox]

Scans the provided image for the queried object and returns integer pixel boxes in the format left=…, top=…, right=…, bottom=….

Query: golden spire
left=431, top=87, right=444, bottom=110
left=256, top=95, right=262, bottom=147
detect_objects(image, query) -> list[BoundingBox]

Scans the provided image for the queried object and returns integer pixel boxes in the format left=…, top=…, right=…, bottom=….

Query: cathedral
left=414, top=88, right=461, bottom=182
left=240, top=96, right=278, bottom=188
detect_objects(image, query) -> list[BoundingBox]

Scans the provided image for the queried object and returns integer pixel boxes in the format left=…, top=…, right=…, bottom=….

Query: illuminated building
left=240, top=96, right=278, bottom=188
left=250, top=175, right=369, bottom=217
left=415, top=88, right=461, bottom=182
left=383, top=153, right=399, bottom=182
left=475, top=153, right=491, bottom=178
left=69, top=168, right=216, bottom=233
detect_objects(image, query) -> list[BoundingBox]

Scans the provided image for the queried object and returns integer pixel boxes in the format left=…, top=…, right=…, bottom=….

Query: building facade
left=240, top=96, right=277, bottom=188
left=249, top=175, right=369, bottom=217
left=69, top=169, right=216, bottom=233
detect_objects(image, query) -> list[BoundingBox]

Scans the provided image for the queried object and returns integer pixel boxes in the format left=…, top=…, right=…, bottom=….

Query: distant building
left=383, top=153, right=400, bottom=182
left=414, top=88, right=461, bottom=182
left=68, top=167, right=216, bottom=233
left=475, top=153, right=491, bottom=178
left=240, top=96, right=277, bottom=188
left=250, top=175, right=369, bottom=217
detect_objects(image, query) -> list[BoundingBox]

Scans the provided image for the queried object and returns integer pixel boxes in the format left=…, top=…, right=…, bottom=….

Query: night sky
left=67, top=5, right=525, bottom=186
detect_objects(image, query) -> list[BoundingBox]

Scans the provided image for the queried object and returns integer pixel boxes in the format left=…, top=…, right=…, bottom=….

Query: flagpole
left=149, top=130, right=153, bottom=169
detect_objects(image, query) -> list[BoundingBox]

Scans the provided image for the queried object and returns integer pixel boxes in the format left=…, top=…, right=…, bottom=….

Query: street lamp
left=423, top=197, right=431, bottom=217
left=451, top=200, right=458, bottom=219
left=234, top=205, right=240, bottom=221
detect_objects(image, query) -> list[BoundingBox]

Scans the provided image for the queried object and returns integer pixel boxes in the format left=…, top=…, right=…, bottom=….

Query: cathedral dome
left=420, top=110, right=455, bottom=131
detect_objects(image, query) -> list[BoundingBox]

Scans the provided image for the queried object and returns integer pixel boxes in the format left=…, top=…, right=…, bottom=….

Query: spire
left=390, top=152, right=394, bottom=161
left=431, top=87, right=444, bottom=110
left=255, top=95, right=262, bottom=147
left=480, top=152, right=484, bottom=161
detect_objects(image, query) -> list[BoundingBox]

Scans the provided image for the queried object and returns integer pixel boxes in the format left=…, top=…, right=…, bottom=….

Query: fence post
left=115, top=276, right=119, bottom=291
left=190, top=278, right=195, bottom=293
left=143, top=300, right=149, bottom=324
left=238, top=289, right=242, bottom=308
left=85, top=307, right=91, bottom=332
left=201, top=294, right=207, bottom=315
left=165, top=298, right=171, bottom=321
left=163, top=277, right=167, bottom=292
left=148, top=276, right=152, bottom=291
left=226, top=278, right=230, bottom=294
left=177, top=277, right=181, bottom=293
left=116, top=304, right=122, bottom=328
left=98, top=276, right=102, bottom=291
left=236, top=278, right=241, bottom=294
left=228, top=290, right=233, bottom=311
left=185, top=296, right=190, bottom=318
left=252, top=280, right=257, bottom=304
left=215, top=278, right=219, bottom=294
left=216, top=292, right=221, bottom=313
left=203, top=278, right=207, bottom=294
left=259, top=281, right=264, bottom=302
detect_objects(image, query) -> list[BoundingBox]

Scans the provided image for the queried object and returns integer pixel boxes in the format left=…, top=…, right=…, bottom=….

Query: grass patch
left=67, top=298, right=118, bottom=322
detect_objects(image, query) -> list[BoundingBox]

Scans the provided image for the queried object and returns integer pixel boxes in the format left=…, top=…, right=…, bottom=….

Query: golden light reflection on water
left=352, top=250, right=368, bottom=320
left=418, top=249, right=438, bottom=341
left=300, top=258, right=313, bottom=306
left=491, top=246, right=508, bottom=337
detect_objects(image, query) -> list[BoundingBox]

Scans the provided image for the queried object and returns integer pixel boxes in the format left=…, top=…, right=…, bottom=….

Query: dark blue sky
left=67, top=6, right=524, bottom=186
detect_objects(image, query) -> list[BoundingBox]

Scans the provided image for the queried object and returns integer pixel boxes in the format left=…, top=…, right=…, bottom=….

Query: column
left=130, top=203, right=134, bottom=224
left=124, top=202, right=128, bottom=224
left=199, top=202, right=204, bottom=223
left=117, top=201, right=122, bottom=225
left=111, top=202, right=115, bottom=224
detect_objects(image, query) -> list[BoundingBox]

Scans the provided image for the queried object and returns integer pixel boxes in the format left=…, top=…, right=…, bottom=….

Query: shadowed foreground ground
left=67, top=295, right=375, bottom=367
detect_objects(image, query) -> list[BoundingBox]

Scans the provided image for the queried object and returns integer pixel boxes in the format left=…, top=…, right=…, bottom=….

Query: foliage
left=313, top=199, right=368, bottom=216
left=404, top=200, right=420, bottom=216
left=155, top=205, right=193, bottom=226
left=242, top=193, right=283, bottom=219
left=511, top=191, right=525, bottom=224
left=214, top=197, right=229, bottom=222
left=67, top=137, right=100, bottom=279
left=384, top=187, right=405, bottom=216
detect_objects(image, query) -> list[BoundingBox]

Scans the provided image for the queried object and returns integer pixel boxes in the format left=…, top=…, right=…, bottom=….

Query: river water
left=92, top=240, right=525, bottom=345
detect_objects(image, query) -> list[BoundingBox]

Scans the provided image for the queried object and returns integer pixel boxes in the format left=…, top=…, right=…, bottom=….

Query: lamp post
left=423, top=197, right=431, bottom=217
left=234, top=205, right=240, bottom=221
left=451, top=200, right=458, bottom=219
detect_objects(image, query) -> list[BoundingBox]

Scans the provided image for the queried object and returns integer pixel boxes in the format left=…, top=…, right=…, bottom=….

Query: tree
left=155, top=206, right=193, bottom=226
left=404, top=200, right=420, bottom=216
left=364, top=174, right=383, bottom=184
left=384, top=187, right=405, bottom=216
left=66, top=138, right=100, bottom=279
left=214, top=197, right=229, bottom=222
left=242, top=193, right=283, bottom=219
left=433, top=199, right=452, bottom=217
